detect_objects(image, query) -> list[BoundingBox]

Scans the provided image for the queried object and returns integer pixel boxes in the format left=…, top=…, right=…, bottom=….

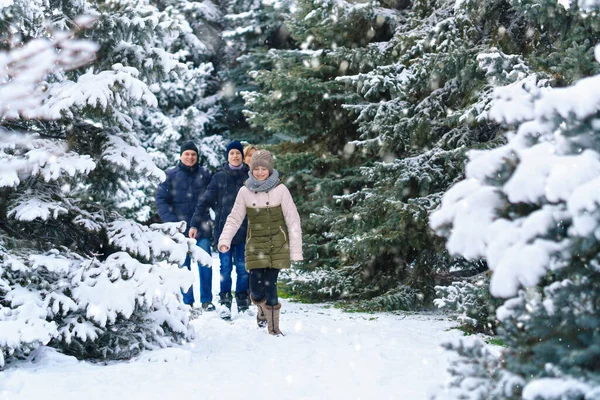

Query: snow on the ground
left=0, top=255, right=462, bottom=400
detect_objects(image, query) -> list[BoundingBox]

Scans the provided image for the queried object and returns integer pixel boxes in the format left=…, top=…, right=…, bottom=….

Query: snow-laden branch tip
left=0, top=34, right=98, bottom=120
left=41, top=64, right=157, bottom=120
left=102, top=135, right=165, bottom=181
left=0, top=130, right=96, bottom=188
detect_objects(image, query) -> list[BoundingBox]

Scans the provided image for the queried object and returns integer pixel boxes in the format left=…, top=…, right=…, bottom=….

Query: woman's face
left=244, top=149, right=255, bottom=165
left=252, top=166, right=270, bottom=181
left=228, top=149, right=243, bottom=167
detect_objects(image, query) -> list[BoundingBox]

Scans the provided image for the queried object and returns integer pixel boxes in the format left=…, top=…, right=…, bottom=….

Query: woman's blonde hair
left=243, top=144, right=259, bottom=155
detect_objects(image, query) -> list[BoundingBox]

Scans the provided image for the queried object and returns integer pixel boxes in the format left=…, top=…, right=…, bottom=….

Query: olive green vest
left=245, top=205, right=290, bottom=270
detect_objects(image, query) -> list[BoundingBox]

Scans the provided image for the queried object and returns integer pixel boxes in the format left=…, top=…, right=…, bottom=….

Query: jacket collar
left=221, top=162, right=249, bottom=174
left=177, top=160, right=197, bottom=173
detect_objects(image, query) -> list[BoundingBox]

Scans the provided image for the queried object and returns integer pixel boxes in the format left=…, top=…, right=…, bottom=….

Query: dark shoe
left=201, top=302, right=216, bottom=312
left=218, top=292, right=232, bottom=320
left=235, top=291, right=250, bottom=313
left=219, top=292, right=232, bottom=307
left=250, top=294, right=267, bottom=328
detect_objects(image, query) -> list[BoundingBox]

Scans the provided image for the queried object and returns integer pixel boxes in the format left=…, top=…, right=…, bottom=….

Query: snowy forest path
left=0, top=255, right=462, bottom=400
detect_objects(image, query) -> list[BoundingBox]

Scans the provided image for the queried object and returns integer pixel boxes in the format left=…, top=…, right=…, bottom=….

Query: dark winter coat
left=191, top=163, right=249, bottom=246
left=155, top=161, right=212, bottom=237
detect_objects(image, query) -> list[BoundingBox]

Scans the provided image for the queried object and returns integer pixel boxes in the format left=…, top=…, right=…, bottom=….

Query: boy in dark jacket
left=155, top=141, right=215, bottom=311
left=189, top=141, right=249, bottom=320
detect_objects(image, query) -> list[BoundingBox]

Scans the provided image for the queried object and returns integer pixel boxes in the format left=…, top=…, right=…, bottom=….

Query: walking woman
left=218, top=150, right=303, bottom=335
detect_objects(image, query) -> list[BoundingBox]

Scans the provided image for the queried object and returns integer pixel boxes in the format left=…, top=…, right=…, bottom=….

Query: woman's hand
left=219, top=245, right=229, bottom=253
left=189, top=228, right=197, bottom=239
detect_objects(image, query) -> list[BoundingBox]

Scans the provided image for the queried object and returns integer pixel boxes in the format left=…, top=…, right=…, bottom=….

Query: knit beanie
left=180, top=141, right=198, bottom=155
left=226, top=141, right=244, bottom=158
left=250, top=150, right=274, bottom=174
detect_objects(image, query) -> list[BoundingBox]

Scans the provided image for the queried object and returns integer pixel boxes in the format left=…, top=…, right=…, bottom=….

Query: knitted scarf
left=245, top=169, right=280, bottom=192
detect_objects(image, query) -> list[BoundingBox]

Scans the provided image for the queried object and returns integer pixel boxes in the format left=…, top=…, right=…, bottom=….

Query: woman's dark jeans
left=249, top=268, right=280, bottom=306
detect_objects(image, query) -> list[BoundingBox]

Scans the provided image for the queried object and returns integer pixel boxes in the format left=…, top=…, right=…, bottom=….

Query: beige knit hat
left=250, top=150, right=274, bottom=173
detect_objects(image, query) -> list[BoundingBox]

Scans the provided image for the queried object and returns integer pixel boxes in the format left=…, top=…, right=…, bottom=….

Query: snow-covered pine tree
left=218, top=0, right=294, bottom=142
left=315, top=0, right=551, bottom=309
left=434, top=336, right=512, bottom=399
left=85, top=0, right=227, bottom=221
left=237, top=0, right=401, bottom=303
left=134, top=0, right=225, bottom=172
left=434, top=273, right=498, bottom=335
left=0, top=0, right=211, bottom=368
left=431, top=5, right=600, bottom=398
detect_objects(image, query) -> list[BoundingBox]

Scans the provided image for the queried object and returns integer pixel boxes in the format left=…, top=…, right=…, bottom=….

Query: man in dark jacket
left=189, top=141, right=249, bottom=320
left=155, top=141, right=215, bottom=311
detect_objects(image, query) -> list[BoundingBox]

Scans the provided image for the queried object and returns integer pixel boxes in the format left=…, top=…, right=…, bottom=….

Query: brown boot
left=250, top=294, right=267, bottom=328
left=264, top=303, right=284, bottom=336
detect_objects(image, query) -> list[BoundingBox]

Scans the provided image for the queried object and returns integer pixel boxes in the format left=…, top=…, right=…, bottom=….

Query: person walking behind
left=218, top=150, right=303, bottom=335
left=189, top=141, right=250, bottom=320
left=243, top=144, right=258, bottom=166
left=155, top=141, right=215, bottom=312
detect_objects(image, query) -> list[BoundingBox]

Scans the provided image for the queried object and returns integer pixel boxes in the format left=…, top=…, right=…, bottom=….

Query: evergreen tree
left=218, top=0, right=294, bottom=142
left=431, top=6, right=600, bottom=398
left=0, top=0, right=210, bottom=367
left=434, top=272, right=500, bottom=335
left=434, top=336, right=510, bottom=400
left=234, top=0, right=386, bottom=303
left=97, top=0, right=226, bottom=221
left=135, top=0, right=225, bottom=173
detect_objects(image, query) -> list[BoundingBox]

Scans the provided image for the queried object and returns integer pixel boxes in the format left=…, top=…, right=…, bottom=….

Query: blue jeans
left=219, top=242, right=248, bottom=294
left=181, top=237, right=212, bottom=305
